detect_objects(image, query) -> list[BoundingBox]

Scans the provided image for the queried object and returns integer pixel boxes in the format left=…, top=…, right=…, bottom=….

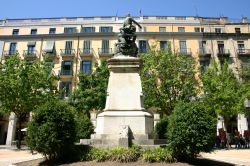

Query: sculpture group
left=115, top=14, right=142, bottom=57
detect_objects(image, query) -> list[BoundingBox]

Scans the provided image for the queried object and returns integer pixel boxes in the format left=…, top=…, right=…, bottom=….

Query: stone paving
left=0, top=148, right=42, bottom=166
left=201, top=149, right=250, bottom=166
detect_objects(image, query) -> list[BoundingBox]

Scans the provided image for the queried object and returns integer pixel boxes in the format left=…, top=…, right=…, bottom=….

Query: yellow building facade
left=0, top=16, right=250, bottom=145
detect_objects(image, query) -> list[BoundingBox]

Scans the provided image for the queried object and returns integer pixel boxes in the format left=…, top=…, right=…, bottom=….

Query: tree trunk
left=16, top=118, right=22, bottom=149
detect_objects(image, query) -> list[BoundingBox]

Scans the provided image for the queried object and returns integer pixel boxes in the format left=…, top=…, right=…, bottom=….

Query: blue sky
left=0, top=0, right=249, bottom=19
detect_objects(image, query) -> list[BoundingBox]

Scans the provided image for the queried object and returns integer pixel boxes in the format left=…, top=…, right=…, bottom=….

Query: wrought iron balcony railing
left=23, top=50, right=37, bottom=57
left=98, top=48, right=113, bottom=55
left=178, top=48, right=192, bottom=55
left=3, top=50, right=18, bottom=56
left=237, top=49, right=250, bottom=55
left=60, top=49, right=75, bottom=56
left=79, top=48, right=93, bottom=56
left=60, top=70, right=73, bottom=76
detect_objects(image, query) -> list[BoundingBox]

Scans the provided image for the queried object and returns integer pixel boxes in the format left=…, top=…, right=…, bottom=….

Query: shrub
left=25, top=100, right=77, bottom=161
left=109, top=146, right=141, bottom=162
left=142, top=147, right=175, bottom=163
left=155, top=117, right=168, bottom=139
left=75, top=114, right=94, bottom=140
left=86, top=148, right=110, bottom=162
left=167, top=101, right=216, bottom=161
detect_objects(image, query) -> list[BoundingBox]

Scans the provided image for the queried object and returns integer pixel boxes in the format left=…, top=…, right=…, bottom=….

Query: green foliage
left=86, top=148, right=110, bottom=162
left=81, top=146, right=175, bottom=163
left=108, top=146, right=141, bottom=162
left=141, top=49, right=199, bottom=115
left=75, top=114, right=94, bottom=140
left=70, top=61, right=109, bottom=115
left=25, top=100, right=77, bottom=161
left=168, top=101, right=216, bottom=161
left=0, top=55, right=58, bottom=148
left=155, top=117, right=168, bottom=139
left=202, top=61, right=243, bottom=122
left=142, top=147, right=175, bottom=163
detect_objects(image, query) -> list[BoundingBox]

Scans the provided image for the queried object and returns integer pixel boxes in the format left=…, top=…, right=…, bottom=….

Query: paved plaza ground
left=0, top=147, right=250, bottom=166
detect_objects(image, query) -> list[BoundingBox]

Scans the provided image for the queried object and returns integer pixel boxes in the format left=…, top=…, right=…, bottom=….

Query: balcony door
left=139, top=40, right=147, bottom=53
left=102, top=40, right=109, bottom=53
left=179, top=41, right=187, bottom=54
left=83, top=40, right=91, bottom=54
left=65, top=41, right=73, bottom=54
left=199, top=41, right=207, bottom=54
left=9, top=43, right=17, bottom=55
left=218, top=41, right=225, bottom=54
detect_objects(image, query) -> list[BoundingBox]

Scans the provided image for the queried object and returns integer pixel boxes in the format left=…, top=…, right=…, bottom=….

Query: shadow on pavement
left=186, top=158, right=234, bottom=166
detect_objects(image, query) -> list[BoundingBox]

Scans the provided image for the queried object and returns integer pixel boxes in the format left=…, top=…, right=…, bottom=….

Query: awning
left=44, top=41, right=55, bottom=52
left=27, top=41, right=36, bottom=46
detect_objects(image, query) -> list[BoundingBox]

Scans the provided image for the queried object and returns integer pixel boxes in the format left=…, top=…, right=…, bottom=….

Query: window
left=81, top=27, right=95, bottom=33
left=235, top=28, right=241, bottom=34
left=159, top=27, right=166, bottom=32
left=83, top=40, right=91, bottom=54
left=217, top=41, right=225, bottom=54
left=80, top=61, right=92, bottom=74
left=179, top=41, right=187, bottom=54
left=59, top=81, right=72, bottom=98
left=64, top=41, right=73, bottom=54
left=101, top=40, right=110, bottom=53
left=44, top=41, right=55, bottom=53
left=49, top=28, right=56, bottom=34
left=139, top=40, right=148, bottom=53
left=201, top=28, right=205, bottom=32
left=61, top=61, right=73, bottom=75
left=30, top=29, right=37, bottom=35
left=27, top=42, right=36, bottom=55
left=12, top=29, right=19, bottom=35
left=64, top=27, right=77, bottom=33
left=199, top=41, right=207, bottom=54
left=215, top=28, right=222, bottom=33
left=160, top=41, right=168, bottom=50
left=194, top=27, right=200, bottom=32
left=238, top=41, right=245, bottom=53
left=100, top=26, right=113, bottom=32
left=200, top=60, right=210, bottom=74
left=178, top=27, right=185, bottom=32
left=9, top=43, right=17, bottom=55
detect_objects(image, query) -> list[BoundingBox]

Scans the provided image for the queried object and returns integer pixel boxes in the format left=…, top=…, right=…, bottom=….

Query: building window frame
left=178, top=27, right=185, bottom=32
left=30, top=29, right=37, bottom=35
left=159, top=27, right=166, bottom=32
left=12, top=29, right=19, bottom=35
left=80, top=60, right=92, bottom=74
left=49, top=28, right=56, bottom=34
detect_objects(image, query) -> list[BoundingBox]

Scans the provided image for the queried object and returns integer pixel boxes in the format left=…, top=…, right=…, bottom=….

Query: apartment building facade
left=0, top=16, right=249, bottom=145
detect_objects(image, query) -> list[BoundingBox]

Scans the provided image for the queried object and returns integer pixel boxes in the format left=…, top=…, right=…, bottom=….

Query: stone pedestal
left=91, top=56, right=154, bottom=146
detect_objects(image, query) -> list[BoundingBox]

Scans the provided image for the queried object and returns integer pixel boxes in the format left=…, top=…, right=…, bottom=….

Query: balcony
left=178, top=48, right=192, bottom=56
left=98, top=48, right=113, bottom=56
left=237, top=49, right=250, bottom=57
left=198, top=49, right=211, bottom=60
left=42, top=50, right=57, bottom=60
left=23, top=50, right=38, bottom=60
left=60, top=49, right=75, bottom=59
left=3, top=50, right=18, bottom=58
left=79, top=48, right=94, bottom=57
left=217, top=49, right=230, bottom=59
left=59, top=70, right=73, bottom=78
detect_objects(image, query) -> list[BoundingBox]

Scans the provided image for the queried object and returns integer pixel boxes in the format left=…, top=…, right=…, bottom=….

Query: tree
left=168, top=101, right=216, bottom=161
left=0, top=55, right=58, bottom=148
left=25, top=100, right=76, bottom=161
left=201, top=61, right=242, bottom=131
left=141, top=49, right=200, bottom=115
left=70, top=61, right=109, bottom=116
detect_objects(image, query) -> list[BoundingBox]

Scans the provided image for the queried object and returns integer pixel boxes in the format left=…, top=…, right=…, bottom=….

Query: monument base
left=80, top=56, right=165, bottom=147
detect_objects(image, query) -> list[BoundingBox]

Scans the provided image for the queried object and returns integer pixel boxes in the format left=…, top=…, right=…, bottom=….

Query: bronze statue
left=115, top=14, right=142, bottom=57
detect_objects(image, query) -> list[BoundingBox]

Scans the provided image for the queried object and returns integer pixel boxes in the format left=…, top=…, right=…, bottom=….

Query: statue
left=115, top=14, right=142, bottom=57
